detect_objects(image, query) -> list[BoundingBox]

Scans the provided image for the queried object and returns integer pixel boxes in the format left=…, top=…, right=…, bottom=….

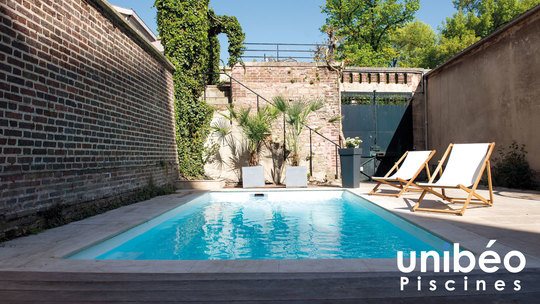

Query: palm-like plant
left=225, top=105, right=279, bottom=166
left=273, top=96, right=324, bottom=166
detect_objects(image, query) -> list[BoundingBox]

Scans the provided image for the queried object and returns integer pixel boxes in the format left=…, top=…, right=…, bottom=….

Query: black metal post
left=277, top=44, right=280, bottom=61
left=372, top=90, right=378, bottom=146
left=335, top=146, right=339, bottom=179
left=256, top=95, right=259, bottom=112
left=283, top=113, right=286, bottom=162
left=309, top=129, right=313, bottom=176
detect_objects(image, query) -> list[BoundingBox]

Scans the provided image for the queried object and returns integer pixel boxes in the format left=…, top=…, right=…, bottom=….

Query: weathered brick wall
left=340, top=68, right=424, bottom=93
left=0, top=0, right=178, bottom=238
left=222, top=62, right=341, bottom=182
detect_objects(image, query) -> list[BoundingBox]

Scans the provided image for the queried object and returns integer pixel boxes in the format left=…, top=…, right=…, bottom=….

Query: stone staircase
left=204, top=84, right=231, bottom=110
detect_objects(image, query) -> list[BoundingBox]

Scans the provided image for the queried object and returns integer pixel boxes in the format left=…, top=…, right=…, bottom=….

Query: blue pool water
left=69, top=191, right=451, bottom=260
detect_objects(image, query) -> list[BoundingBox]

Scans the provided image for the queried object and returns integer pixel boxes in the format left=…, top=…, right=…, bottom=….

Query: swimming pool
left=69, top=191, right=451, bottom=260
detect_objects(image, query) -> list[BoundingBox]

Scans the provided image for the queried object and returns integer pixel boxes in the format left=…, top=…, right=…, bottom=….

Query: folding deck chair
left=369, top=150, right=436, bottom=197
left=413, top=143, right=495, bottom=216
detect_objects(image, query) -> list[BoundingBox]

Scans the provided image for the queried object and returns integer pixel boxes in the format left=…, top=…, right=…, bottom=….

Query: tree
left=451, top=0, right=539, bottom=36
left=155, top=0, right=244, bottom=179
left=432, top=0, right=539, bottom=66
left=321, top=0, right=420, bottom=66
left=390, top=20, right=437, bottom=68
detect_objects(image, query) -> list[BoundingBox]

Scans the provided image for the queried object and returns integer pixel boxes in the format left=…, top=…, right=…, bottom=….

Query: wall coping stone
left=237, top=62, right=338, bottom=68
left=344, top=67, right=428, bottom=73
left=89, top=0, right=175, bottom=71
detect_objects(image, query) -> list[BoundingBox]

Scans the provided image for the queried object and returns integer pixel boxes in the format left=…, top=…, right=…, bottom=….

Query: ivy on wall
left=155, top=0, right=244, bottom=179
left=208, top=9, right=245, bottom=83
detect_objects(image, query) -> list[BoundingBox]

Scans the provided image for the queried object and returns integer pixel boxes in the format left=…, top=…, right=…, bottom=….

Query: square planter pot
left=242, top=166, right=265, bottom=188
left=285, top=166, right=308, bottom=188
left=339, top=148, right=363, bottom=188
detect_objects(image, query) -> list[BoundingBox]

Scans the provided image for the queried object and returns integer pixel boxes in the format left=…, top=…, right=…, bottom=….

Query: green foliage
left=390, top=20, right=437, bottom=68
left=208, top=118, right=250, bottom=181
left=155, top=0, right=244, bottom=179
left=451, top=0, right=539, bottom=36
left=208, top=10, right=245, bottom=67
left=207, top=34, right=221, bottom=84
left=344, top=137, right=363, bottom=148
left=321, top=0, right=420, bottom=66
left=273, top=96, right=325, bottom=166
left=342, top=93, right=411, bottom=105
left=492, top=142, right=536, bottom=189
left=225, top=105, right=279, bottom=166
left=431, top=0, right=539, bottom=67
left=207, top=9, right=245, bottom=84
left=322, top=0, right=538, bottom=68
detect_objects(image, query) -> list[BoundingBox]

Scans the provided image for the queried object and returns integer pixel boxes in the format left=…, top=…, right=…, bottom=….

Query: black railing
left=204, top=72, right=342, bottom=179
left=241, top=42, right=323, bottom=62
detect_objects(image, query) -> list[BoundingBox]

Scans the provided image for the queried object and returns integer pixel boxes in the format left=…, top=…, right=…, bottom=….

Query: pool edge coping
left=1, top=188, right=539, bottom=274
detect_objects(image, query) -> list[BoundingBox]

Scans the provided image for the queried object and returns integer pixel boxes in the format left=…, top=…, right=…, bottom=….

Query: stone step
left=205, top=85, right=230, bottom=98
left=205, top=97, right=230, bottom=106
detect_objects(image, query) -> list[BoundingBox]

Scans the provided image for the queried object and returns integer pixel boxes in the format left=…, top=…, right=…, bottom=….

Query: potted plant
left=339, top=137, right=363, bottom=188
left=225, top=105, right=278, bottom=188
left=273, top=96, right=325, bottom=188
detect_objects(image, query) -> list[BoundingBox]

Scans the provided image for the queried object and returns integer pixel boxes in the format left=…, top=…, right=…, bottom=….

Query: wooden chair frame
left=369, top=150, right=436, bottom=198
left=413, top=143, right=495, bottom=216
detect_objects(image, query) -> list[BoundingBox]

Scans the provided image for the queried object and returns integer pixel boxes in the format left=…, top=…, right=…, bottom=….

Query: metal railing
left=241, top=42, right=323, bottom=62
left=204, top=72, right=342, bottom=179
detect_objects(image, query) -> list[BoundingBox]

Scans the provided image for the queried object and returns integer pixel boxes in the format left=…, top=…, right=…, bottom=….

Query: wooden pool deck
left=1, top=270, right=539, bottom=303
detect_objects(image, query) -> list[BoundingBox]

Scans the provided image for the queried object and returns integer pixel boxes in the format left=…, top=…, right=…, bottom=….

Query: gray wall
left=420, top=6, right=540, bottom=178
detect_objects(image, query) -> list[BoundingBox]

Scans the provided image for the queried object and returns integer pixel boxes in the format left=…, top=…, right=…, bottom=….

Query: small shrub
left=492, top=142, right=536, bottom=190
left=344, top=137, right=363, bottom=148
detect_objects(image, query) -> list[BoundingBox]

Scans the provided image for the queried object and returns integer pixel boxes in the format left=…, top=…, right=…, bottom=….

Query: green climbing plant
left=208, top=9, right=245, bottom=83
left=155, top=0, right=244, bottom=179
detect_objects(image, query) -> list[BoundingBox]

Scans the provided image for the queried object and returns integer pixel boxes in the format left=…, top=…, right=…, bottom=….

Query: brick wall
left=0, top=0, right=178, bottom=239
left=206, top=62, right=341, bottom=182
left=340, top=68, right=424, bottom=94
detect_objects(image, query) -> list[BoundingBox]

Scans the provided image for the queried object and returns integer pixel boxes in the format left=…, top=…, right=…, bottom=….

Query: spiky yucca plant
left=225, top=105, right=279, bottom=166
left=273, top=96, right=324, bottom=166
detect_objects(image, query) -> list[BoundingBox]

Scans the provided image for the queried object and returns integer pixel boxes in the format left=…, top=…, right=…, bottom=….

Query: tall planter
left=339, top=148, right=363, bottom=188
left=242, top=166, right=265, bottom=188
left=285, top=166, right=308, bottom=188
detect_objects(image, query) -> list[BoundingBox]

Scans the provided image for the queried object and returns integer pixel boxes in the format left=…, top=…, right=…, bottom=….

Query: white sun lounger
left=369, top=150, right=436, bottom=197
left=413, top=143, right=495, bottom=215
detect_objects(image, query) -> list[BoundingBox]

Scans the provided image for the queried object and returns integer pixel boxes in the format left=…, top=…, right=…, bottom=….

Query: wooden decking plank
left=0, top=270, right=538, bottom=302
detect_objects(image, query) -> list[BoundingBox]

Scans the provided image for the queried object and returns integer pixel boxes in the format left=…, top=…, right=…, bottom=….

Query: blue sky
left=108, top=0, right=455, bottom=60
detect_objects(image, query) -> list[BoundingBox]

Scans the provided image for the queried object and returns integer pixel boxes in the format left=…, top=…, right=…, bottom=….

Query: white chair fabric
left=418, top=143, right=490, bottom=187
left=374, top=151, right=433, bottom=181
